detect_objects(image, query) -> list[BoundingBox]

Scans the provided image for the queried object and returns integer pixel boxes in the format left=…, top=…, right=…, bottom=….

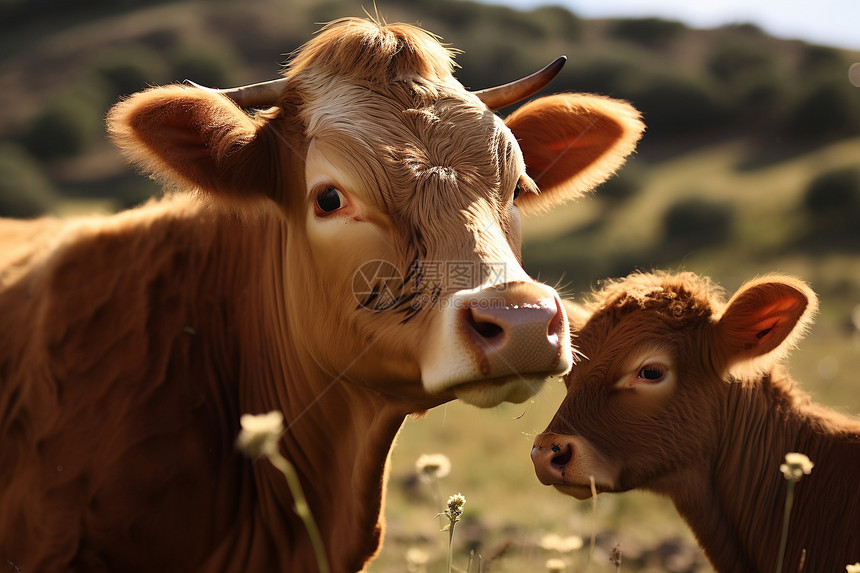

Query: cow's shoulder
left=0, top=197, right=250, bottom=570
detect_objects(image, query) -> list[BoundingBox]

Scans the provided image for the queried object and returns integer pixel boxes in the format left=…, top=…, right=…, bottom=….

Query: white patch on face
left=301, top=83, right=389, bottom=144
left=452, top=375, right=549, bottom=408
left=303, top=138, right=397, bottom=298
left=419, top=280, right=572, bottom=406
left=305, top=139, right=363, bottom=206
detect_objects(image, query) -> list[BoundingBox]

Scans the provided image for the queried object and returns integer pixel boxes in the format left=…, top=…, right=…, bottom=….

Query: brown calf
left=532, top=271, right=860, bottom=572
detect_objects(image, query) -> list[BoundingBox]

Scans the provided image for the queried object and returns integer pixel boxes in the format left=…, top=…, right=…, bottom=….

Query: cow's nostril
left=551, top=443, right=573, bottom=469
left=547, top=297, right=564, bottom=338
left=466, top=310, right=504, bottom=339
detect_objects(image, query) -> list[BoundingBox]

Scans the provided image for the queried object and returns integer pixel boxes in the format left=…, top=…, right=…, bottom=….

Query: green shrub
left=91, top=45, right=170, bottom=100
left=562, top=56, right=642, bottom=96
left=718, top=23, right=766, bottom=36
left=630, top=75, right=730, bottom=136
left=19, top=83, right=107, bottom=160
left=171, top=41, right=241, bottom=87
left=112, top=178, right=160, bottom=211
left=708, top=41, right=775, bottom=84
left=706, top=40, right=787, bottom=122
left=490, top=5, right=548, bottom=41
left=597, top=162, right=646, bottom=203
left=662, top=197, right=734, bottom=248
left=782, top=81, right=860, bottom=139
left=609, top=18, right=686, bottom=49
left=530, top=6, right=582, bottom=40
left=799, top=45, right=847, bottom=76
left=799, top=167, right=860, bottom=247
left=309, top=0, right=354, bottom=25
left=392, top=0, right=481, bottom=31
left=803, top=167, right=860, bottom=218
left=0, top=144, right=58, bottom=218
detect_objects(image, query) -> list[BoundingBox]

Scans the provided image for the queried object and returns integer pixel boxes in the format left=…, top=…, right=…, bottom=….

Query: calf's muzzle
left=531, top=433, right=575, bottom=485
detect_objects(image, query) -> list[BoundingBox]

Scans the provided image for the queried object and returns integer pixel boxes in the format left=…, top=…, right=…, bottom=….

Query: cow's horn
left=189, top=55, right=565, bottom=110
left=185, top=77, right=288, bottom=108
left=472, top=56, right=566, bottom=110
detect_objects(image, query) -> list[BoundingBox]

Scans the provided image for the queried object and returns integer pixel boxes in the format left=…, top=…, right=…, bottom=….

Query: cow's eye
left=513, top=182, right=522, bottom=201
left=315, top=186, right=345, bottom=213
left=637, top=365, right=664, bottom=381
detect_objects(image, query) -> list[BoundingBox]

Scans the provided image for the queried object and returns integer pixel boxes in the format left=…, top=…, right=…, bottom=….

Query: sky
left=481, top=0, right=860, bottom=51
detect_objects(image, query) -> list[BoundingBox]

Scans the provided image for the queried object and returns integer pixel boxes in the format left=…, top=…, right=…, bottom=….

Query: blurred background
left=1, top=0, right=858, bottom=570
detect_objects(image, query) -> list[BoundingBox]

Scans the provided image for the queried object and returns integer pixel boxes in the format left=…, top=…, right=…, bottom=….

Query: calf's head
left=108, top=18, right=644, bottom=408
left=532, top=272, right=816, bottom=498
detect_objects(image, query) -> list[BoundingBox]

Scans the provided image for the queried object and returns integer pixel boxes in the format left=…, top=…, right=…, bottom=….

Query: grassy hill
left=2, top=1, right=859, bottom=571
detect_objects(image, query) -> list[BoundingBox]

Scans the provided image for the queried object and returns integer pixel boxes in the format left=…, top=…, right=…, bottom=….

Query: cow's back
left=0, top=200, right=255, bottom=571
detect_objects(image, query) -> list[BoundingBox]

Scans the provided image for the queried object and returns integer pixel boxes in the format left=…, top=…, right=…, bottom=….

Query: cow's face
left=291, top=84, right=576, bottom=407
left=531, top=273, right=816, bottom=498
left=108, top=18, right=644, bottom=409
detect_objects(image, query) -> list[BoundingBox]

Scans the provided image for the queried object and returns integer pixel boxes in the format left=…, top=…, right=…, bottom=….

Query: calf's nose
left=531, top=433, right=574, bottom=485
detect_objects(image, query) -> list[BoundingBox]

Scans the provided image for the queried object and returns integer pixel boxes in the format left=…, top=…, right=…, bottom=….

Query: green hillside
left=1, top=0, right=858, bottom=217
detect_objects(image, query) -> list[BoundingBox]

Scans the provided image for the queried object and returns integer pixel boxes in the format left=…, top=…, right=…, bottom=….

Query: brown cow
left=0, top=18, right=644, bottom=573
left=531, top=271, right=860, bottom=573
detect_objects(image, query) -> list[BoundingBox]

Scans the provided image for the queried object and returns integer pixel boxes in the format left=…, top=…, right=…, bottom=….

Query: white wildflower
left=236, top=410, right=284, bottom=458
left=779, top=452, right=814, bottom=482
left=406, top=547, right=429, bottom=572
left=444, top=493, right=466, bottom=523
left=415, top=453, right=452, bottom=482
left=540, top=533, right=584, bottom=553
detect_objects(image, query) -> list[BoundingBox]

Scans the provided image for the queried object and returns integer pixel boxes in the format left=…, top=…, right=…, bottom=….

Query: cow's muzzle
left=420, top=281, right=572, bottom=407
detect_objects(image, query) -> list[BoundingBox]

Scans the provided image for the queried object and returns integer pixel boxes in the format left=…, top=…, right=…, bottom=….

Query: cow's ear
left=715, top=276, right=817, bottom=377
left=108, top=85, right=279, bottom=201
left=504, top=93, right=644, bottom=215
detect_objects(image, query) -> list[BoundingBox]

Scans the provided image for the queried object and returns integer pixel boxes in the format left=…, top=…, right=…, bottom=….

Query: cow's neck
left=231, top=209, right=410, bottom=572
left=661, top=369, right=859, bottom=573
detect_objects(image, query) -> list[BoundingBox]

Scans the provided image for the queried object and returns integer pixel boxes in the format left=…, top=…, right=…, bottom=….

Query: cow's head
left=531, top=272, right=817, bottom=498
left=108, top=18, right=644, bottom=409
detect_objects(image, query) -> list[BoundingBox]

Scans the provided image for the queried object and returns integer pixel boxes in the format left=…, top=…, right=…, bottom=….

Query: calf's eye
left=513, top=182, right=522, bottom=201
left=316, top=186, right=345, bottom=213
left=637, top=366, right=664, bottom=382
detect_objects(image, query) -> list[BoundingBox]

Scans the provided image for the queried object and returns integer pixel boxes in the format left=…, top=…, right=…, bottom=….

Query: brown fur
left=1, top=18, right=644, bottom=572
left=533, top=271, right=860, bottom=572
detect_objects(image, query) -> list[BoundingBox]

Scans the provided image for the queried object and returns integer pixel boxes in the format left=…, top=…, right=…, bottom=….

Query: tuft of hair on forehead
left=588, top=271, right=725, bottom=325
left=285, top=17, right=458, bottom=89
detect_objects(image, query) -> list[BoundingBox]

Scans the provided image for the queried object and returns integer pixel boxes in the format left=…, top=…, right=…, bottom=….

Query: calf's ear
left=562, top=299, right=591, bottom=332
left=716, top=276, right=818, bottom=376
left=505, top=93, right=644, bottom=215
left=108, top=86, right=282, bottom=202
